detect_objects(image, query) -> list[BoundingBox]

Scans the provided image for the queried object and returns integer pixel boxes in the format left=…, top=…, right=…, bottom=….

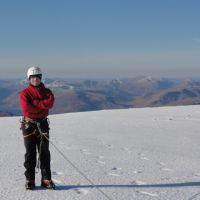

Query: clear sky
left=0, top=0, right=200, bottom=79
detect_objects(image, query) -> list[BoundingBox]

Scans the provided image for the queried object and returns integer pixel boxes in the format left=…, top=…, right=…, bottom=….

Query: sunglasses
left=29, top=74, right=42, bottom=80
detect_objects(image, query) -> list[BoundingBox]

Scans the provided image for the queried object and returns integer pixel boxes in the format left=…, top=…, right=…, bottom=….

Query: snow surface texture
left=1, top=105, right=200, bottom=200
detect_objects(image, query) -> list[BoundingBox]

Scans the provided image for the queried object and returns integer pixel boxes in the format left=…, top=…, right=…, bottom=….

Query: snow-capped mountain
left=1, top=77, right=200, bottom=116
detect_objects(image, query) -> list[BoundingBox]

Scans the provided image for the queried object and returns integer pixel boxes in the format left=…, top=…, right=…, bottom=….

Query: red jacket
left=19, top=82, right=54, bottom=119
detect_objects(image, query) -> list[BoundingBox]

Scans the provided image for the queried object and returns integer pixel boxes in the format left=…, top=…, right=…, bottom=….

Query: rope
left=36, top=122, right=113, bottom=200
left=36, top=133, right=43, bottom=173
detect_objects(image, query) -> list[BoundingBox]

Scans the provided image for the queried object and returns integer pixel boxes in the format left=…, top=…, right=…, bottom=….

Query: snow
left=1, top=105, right=200, bottom=199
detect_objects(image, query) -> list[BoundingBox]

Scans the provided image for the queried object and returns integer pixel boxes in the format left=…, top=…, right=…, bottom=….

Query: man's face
left=29, top=75, right=41, bottom=86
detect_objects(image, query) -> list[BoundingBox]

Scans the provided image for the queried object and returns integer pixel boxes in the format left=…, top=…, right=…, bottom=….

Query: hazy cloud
left=0, top=50, right=200, bottom=79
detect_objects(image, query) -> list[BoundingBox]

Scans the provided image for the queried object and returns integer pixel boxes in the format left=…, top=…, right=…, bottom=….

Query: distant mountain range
left=1, top=77, right=200, bottom=116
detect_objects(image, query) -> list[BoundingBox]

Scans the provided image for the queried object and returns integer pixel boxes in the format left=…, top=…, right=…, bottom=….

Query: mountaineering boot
left=41, top=179, right=56, bottom=189
left=25, top=180, right=35, bottom=190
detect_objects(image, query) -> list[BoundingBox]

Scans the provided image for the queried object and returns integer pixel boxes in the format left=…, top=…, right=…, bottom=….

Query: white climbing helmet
left=27, top=66, right=42, bottom=79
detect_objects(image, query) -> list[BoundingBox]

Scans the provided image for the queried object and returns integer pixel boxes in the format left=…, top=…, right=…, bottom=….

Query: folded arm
left=20, top=92, right=38, bottom=114
left=33, top=91, right=54, bottom=110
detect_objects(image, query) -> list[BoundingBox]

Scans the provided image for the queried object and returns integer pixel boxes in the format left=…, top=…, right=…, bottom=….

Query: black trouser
left=21, top=118, right=51, bottom=181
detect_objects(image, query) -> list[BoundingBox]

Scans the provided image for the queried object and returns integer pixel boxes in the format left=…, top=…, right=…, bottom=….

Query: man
left=19, top=66, right=55, bottom=190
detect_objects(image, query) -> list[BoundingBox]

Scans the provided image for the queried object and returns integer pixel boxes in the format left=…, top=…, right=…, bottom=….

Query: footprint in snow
left=138, top=153, right=145, bottom=156
left=74, top=184, right=89, bottom=195
left=97, top=155, right=104, bottom=159
left=133, top=170, right=142, bottom=174
left=111, top=167, right=122, bottom=171
left=137, top=153, right=150, bottom=161
left=122, top=147, right=132, bottom=153
left=80, top=149, right=91, bottom=155
left=107, top=144, right=114, bottom=149
left=75, top=188, right=89, bottom=195
left=97, top=160, right=106, bottom=165
left=108, top=173, right=121, bottom=177
left=140, top=157, right=150, bottom=161
left=161, top=168, right=174, bottom=172
left=193, top=173, right=200, bottom=178
left=131, top=180, right=147, bottom=185
left=52, top=171, right=63, bottom=176
left=156, top=162, right=166, bottom=166
left=137, top=190, right=159, bottom=197
left=194, top=173, right=200, bottom=176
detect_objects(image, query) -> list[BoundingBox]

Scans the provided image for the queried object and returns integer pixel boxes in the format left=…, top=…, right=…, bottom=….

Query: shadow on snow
left=55, top=182, right=200, bottom=190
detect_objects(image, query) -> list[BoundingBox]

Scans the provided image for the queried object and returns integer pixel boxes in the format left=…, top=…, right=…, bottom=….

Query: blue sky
left=0, top=0, right=200, bottom=79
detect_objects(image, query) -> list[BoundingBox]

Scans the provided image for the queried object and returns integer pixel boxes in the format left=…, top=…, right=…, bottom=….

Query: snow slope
left=1, top=106, right=200, bottom=200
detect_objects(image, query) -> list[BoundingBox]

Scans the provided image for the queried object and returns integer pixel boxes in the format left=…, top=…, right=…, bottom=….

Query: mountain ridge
left=1, top=77, right=200, bottom=116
